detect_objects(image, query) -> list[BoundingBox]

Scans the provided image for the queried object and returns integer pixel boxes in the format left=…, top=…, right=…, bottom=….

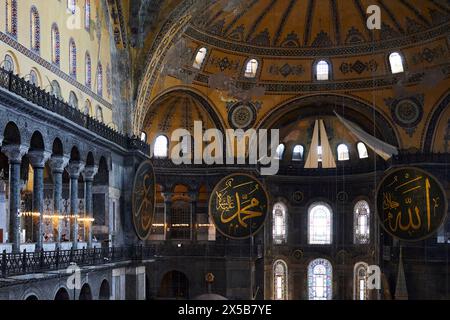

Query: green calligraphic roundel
left=209, top=173, right=269, bottom=239
left=132, top=160, right=156, bottom=240
left=376, top=167, right=447, bottom=241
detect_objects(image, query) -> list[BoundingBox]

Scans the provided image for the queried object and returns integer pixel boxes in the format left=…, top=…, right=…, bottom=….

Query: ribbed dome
left=190, top=0, right=448, bottom=50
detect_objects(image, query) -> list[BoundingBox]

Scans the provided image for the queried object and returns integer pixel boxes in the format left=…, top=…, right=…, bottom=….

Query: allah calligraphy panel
left=209, top=173, right=269, bottom=239
left=376, top=167, right=447, bottom=241
left=132, top=160, right=156, bottom=240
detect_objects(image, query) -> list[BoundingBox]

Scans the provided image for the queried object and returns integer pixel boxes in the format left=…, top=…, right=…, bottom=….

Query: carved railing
left=0, top=67, right=150, bottom=155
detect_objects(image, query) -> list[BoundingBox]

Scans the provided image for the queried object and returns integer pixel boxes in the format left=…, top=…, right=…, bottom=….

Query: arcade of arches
left=0, top=0, right=449, bottom=300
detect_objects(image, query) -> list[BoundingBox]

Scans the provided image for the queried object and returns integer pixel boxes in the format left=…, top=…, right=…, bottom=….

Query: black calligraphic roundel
left=376, top=167, right=447, bottom=241
left=132, top=160, right=156, bottom=240
left=209, top=173, right=269, bottom=239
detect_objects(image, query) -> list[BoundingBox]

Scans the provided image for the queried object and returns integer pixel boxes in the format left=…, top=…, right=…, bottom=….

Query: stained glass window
left=69, top=91, right=78, bottom=109
left=106, top=64, right=111, bottom=97
left=3, top=54, right=15, bottom=72
left=69, top=39, right=77, bottom=78
left=354, top=262, right=368, bottom=300
left=85, top=52, right=91, bottom=87
left=244, top=59, right=258, bottom=78
left=51, top=24, right=60, bottom=66
left=97, top=62, right=103, bottom=96
left=30, top=6, right=40, bottom=53
left=273, top=260, right=288, bottom=300
left=6, top=0, right=18, bottom=38
left=292, top=145, right=304, bottom=161
left=85, top=0, right=91, bottom=30
left=316, top=60, right=329, bottom=81
left=29, top=69, right=39, bottom=86
left=308, top=203, right=332, bottom=244
left=154, top=135, right=168, bottom=158
left=337, top=144, right=350, bottom=161
left=308, top=258, right=332, bottom=300
left=357, top=142, right=368, bottom=159
left=273, top=202, right=287, bottom=244
left=354, top=200, right=370, bottom=244
left=389, top=52, right=404, bottom=74
left=193, top=47, right=207, bottom=69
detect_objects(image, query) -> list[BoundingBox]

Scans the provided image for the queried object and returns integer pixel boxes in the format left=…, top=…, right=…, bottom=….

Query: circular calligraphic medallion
left=228, top=103, right=257, bottom=130
left=209, top=173, right=269, bottom=239
left=376, top=167, right=447, bottom=241
left=132, top=160, right=156, bottom=240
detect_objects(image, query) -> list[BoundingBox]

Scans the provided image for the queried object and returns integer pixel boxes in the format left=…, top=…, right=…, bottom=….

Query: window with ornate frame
left=30, top=6, right=40, bottom=53
left=354, top=200, right=370, bottom=244
left=354, top=262, right=369, bottom=300
left=273, top=260, right=288, bottom=300
left=85, top=51, right=91, bottom=87
left=308, top=258, right=332, bottom=300
left=316, top=60, right=330, bottom=81
left=85, top=0, right=91, bottom=30
left=3, top=54, right=15, bottom=72
left=308, top=203, right=332, bottom=245
left=337, top=144, right=350, bottom=161
left=51, top=23, right=60, bottom=66
left=6, top=0, right=18, bottom=38
left=97, top=62, right=103, bottom=96
left=273, top=202, right=287, bottom=244
left=69, top=38, right=77, bottom=78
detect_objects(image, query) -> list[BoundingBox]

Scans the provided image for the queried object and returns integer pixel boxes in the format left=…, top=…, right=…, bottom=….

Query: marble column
left=162, top=192, right=173, bottom=241
left=83, top=165, right=98, bottom=248
left=28, top=150, right=51, bottom=250
left=67, top=161, right=85, bottom=249
left=188, top=192, right=198, bottom=242
left=2, top=144, right=28, bottom=252
left=49, top=155, right=69, bottom=243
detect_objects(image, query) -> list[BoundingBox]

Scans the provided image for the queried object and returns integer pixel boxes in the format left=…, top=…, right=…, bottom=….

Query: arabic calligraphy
left=209, top=174, right=269, bottom=239
left=132, top=161, right=156, bottom=240
left=376, top=167, right=447, bottom=241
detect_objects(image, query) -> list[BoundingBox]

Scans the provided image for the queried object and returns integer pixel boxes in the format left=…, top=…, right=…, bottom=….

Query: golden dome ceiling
left=189, top=0, right=448, bottom=51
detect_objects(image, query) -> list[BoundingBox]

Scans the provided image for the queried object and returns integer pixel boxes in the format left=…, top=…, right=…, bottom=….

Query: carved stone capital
left=2, top=144, right=29, bottom=164
left=67, top=161, right=85, bottom=179
left=49, top=155, right=70, bottom=174
left=83, top=165, right=98, bottom=181
left=28, top=150, right=52, bottom=168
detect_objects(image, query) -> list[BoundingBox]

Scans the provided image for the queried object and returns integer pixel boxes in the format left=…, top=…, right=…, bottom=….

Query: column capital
left=28, top=150, right=52, bottom=168
left=83, top=165, right=98, bottom=181
left=49, top=155, right=70, bottom=173
left=2, top=144, right=29, bottom=163
left=67, top=161, right=85, bottom=178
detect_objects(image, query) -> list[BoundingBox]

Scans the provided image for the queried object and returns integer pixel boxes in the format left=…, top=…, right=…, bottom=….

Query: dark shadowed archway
left=158, top=270, right=189, bottom=299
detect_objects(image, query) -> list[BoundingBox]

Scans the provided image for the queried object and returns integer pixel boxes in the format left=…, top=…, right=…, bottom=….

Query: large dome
left=189, top=0, right=448, bottom=53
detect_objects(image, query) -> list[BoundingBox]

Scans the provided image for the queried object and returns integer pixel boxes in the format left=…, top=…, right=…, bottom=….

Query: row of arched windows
left=272, top=200, right=370, bottom=245
left=273, top=259, right=370, bottom=300
left=275, top=142, right=369, bottom=161
left=191, top=46, right=406, bottom=79
left=5, top=1, right=103, bottom=96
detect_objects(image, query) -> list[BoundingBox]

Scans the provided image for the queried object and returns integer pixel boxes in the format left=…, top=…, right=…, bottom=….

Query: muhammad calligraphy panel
left=209, top=173, right=269, bottom=239
left=132, top=160, right=156, bottom=240
left=376, top=167, right=447, bottom=241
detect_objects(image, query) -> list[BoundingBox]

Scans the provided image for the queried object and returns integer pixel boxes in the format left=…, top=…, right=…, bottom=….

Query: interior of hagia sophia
left=0, top=0, right=449, bottom=301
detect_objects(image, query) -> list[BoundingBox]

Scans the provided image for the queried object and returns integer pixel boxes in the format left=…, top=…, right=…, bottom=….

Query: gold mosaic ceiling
left=190, top=0, right=449, bottom=49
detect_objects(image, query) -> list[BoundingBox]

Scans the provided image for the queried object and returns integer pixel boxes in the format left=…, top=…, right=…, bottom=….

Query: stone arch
left=3, top=121, right=21, bottom=145
left=422, top=91, right=450, bottom=153
left=86, top=151, right=95, bottom=167
left=54, top=287, right=70, bottom=300
left=158, top=270, right=190, bottom=299
left=29, top=131, right=45, bottom=151
left=79, top=283, right=93, bottom=300
left=52, top=137, right=64, bottom=156
left=99, top=279, right=110, bottom=300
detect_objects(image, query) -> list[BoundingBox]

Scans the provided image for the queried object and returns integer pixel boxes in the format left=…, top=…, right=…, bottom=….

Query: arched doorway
left=99, top=280, right=110, bottom=300
left=25, top=294, right=38, bottom=300
left=54, top=288, right=70, bottom=300
left=79, top=283, right=93, bottom=300
left=158, top=271, right=189, bottom=299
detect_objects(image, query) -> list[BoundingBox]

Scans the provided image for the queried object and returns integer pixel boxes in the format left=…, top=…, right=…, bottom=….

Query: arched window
left=154, top=135, right=168, bottom=158
left=308, top=203, right=332, bottom=245
left=6, top=0, right=18, bottom=38
left=292, top=145, right=304, bottom=161
left=30, top=7, right=40, bottom=53
left=51, top=80, right=61, bottom=99
left=316, top=60, right=329, bottom=81
left=357, top=142, right=368, bottom=159
left=273, top=260, right=288, bottom=300
left=244, top=59, right=258, bottom=78
left=85, top=52, right=91, bottom=87
left=96, top=105, right=103, bottom=122
left=273, top=202, right=287, bottom=244
left=389, top=52, right=404, bottom=74
left=193, top=47, right=207, bottom=69
left=308, top=259, right=332, bottom=300
left=51, top=24, right=60, bottom=66
left=68, top=91, right=78, bottom=109
left=67, top=0, right=76, bottom=14
left=85, top=0, right=91, bottom=30
left=140, top=132, right=147, bottom=142
left=354, top=200, right=370, bottom=244
left=97, top=63, right=103, bottom=96
left=84, top=100, right=91, bottom=115
left=69, top=39, right=77, bottom=78
left=29, top=69, right=39, bottom=86
left=354, top=262, right=369, bottom=300
left=3, top=54, right=15, bottom=72
left=337, top=144, right=349, bottom=161
left=275, top=144, right=285, bottom=160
